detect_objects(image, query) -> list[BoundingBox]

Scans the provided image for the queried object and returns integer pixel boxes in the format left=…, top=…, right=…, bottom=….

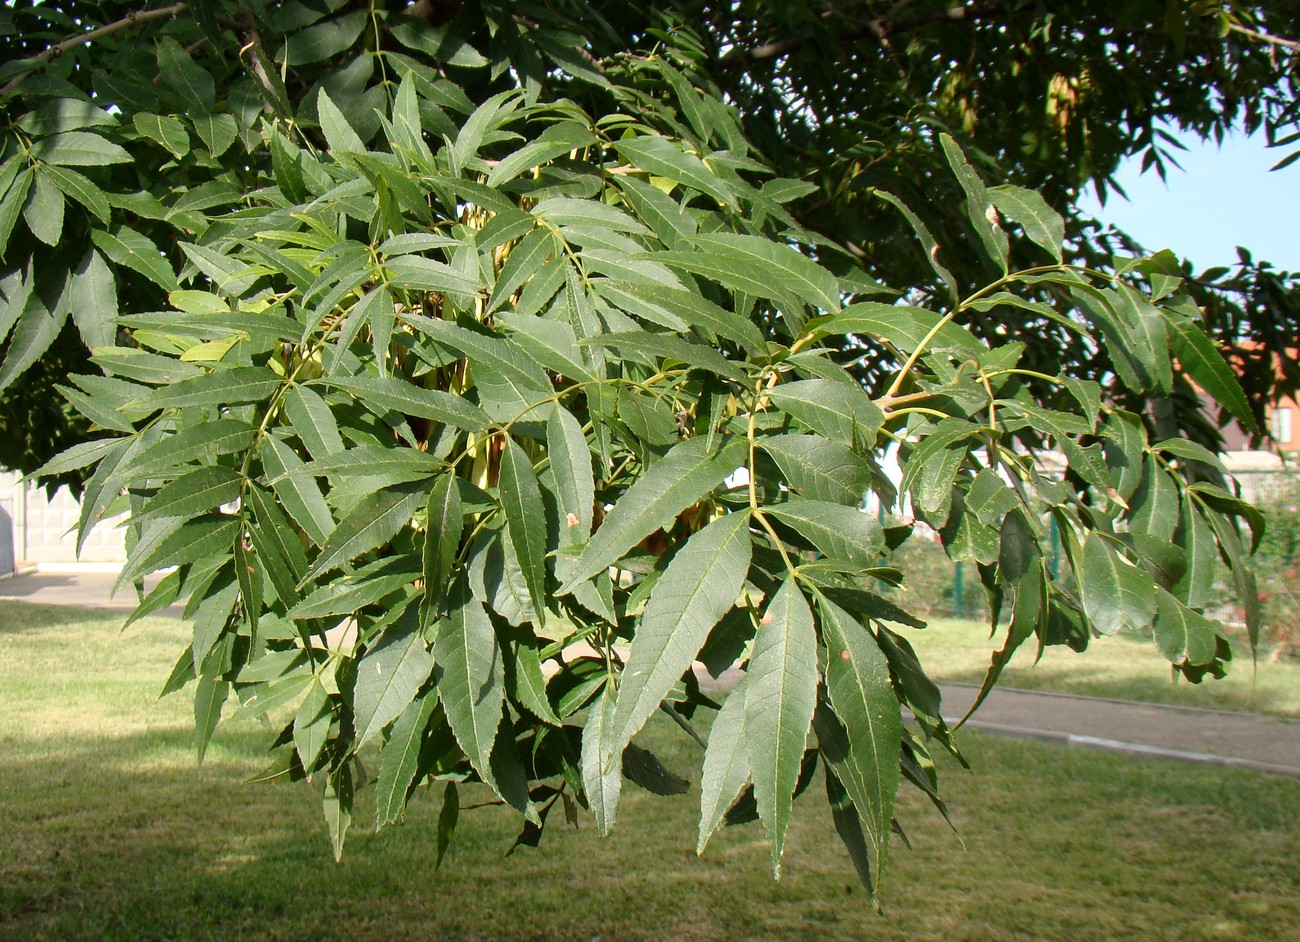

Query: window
left=1272, top=406, right=1294, bottom=445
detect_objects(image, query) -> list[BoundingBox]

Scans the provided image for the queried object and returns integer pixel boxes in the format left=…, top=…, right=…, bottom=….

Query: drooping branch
left=1228, top=21, right=1300, bottom=54
left=715, top=2, right=1005, bottom=71
left=1, top=2, right=190, bottom=97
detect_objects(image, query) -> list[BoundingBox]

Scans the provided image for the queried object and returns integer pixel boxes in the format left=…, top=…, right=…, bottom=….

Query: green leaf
left=376, top=694, right=439, bottom=828
left=607, top=511, right=751, bottom=765
left=32, top=437, right=123, bottom=478
left=121, top=517, right=240, bottom=585
left=1102, top=410, right=1148, bottom=503
left=263, top=437, right=335, bottom=547
left=307, top=482, right=424, bottom=580
left=1001, top=402, right=1109, bottom=491
left=669, top=233, right=841, bottom=313
left=988, top=184, right=1065, bottom=261
left=294, top=680, right=331, bottom=773
left=532, top=196, right=650, bottom=235
left=158, top=36, right=215, bottom=111
left=486, top=121, right=596, bottom=187
left=131, top=417, right=256, bottom=476
left=400, top=314, right=552, bottom=404
left=766, top=499, right=884, bottom=566
left=42, top=165, right=111, bottom=224
left=386, top=256, right=482, bottom=299
left=191, top=113, right=239, bottom=158
left=316, top=88, right=366, bottom=154
left=450, top=91, right=520, bottom=175
left=133, top=113, right=190, bottom=158
left=237, top=532, right=265, bottom=636
left=56, top=383, right=136, bottom=434
left=270, top=131, right=309, bottom=204
left=0, top=171, right=32, bottom=259
left=583, top=330, right=749, bottom=384
left=499, top=438, right=549, bottom=622
left=64, top=248, right=117, bottom=349
left=1129, top=456, right=1179, bottom=543
left=312, top=375, right=490, bottom=431
left=825, top=769, right=879, bottom=906
left=247, top=482, right=309, bottom=602
left=22, top=170, right=64, bottom=245
left=1078, top=534, right=1158, bottom=636
left=762, top=434, right=873, bottom=506
left=487, top=228, right=554, bottom=314
left=498, top=311, right=595, bottom=383
left=768, top=379, right=883, bottom=448
left=323, top=764, right=354, bottom=862
left=1173, top=499, right=1218, bottom=609
left=745, top=577, right=818, bottom=877
left=77, top=435, right=143, bottom=554
left=135, top=466, right=241, bottom=525
left=1152, top=437, right=1227, bottom=474
left=31, top=131, right=133, bottom=166
left=596, top=280, right=766, bottom=354
left=92, top=227, right=178, bottom=293
left=284, top=385, right=344, bottom=461
left=546, top=406, right=595, bottom=544
left=194, top=660, right=230, bottom=764
left=0, top=290, right=68, bottom=393
left=940, top=134, right=1008, bottom=272
left=138, top=366, right=280, bottom=411
left=561, top=436, right=746, bottom=590
left=354, top=615, right=435, bottom=747
left=509, top=642, right=563, bottom=726
left=289, top=563, right=417, bottom=620
left=1163, top=308, right=1257, bottom=433
left=1152, top=586, right=1219, bottom=667
left=616, top=135, right=737, bottom=209
left=16, top=98, right=117, bottom=136
left=435, top=578, right=509, bottom=804
left=826, top=302, right=983, bottom=357
left=697, top=676, right=750, bottom=854
left=580, top=684, right=621, bottom=835
left=819, top=597, right=901, bottom=885
left=422, top=473, right=463, bottom=622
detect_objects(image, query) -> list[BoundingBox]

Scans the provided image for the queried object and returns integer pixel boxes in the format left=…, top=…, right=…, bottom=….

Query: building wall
left=0, top=472, right=127, bottom=570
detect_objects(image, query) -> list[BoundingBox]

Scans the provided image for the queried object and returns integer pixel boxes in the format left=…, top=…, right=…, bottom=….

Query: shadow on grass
left=4, top=722, right=1300, bottom=942
left=0, top=599, right=134, bottom=635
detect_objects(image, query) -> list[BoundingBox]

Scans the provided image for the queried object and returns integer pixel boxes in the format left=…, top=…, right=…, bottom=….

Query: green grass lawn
left=3, top=600, right=1299, bottom=941
left=907, top=618, right=1300, bottom=718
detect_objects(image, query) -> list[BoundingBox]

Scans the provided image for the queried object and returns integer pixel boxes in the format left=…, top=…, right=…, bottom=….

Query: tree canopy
left=0, top=0, right=1289, bottom=898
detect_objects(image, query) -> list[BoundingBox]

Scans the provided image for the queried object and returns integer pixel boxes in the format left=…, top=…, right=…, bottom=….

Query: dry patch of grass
left=2, top=601, right=1299, bottom=941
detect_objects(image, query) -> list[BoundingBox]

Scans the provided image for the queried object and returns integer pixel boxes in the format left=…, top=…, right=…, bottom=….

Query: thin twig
left=1, top=2, right=190, bottom=97
left=716, top=3, right=1002, bottom=70
left=1228, top=21, right=1300, bottom=54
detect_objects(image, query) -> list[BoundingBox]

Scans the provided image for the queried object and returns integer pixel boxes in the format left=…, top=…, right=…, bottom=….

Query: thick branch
left=716, top=3, right=1003, bottom=71
left=1, top=2, right=189, bottom=97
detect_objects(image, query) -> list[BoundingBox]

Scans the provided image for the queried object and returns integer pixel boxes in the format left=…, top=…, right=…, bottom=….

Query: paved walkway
left=5, top=569, right=1299, bottom=777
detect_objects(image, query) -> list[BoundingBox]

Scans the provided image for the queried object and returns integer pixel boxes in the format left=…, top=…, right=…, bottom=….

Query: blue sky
left=1077, top=130, right=1300, bottom=273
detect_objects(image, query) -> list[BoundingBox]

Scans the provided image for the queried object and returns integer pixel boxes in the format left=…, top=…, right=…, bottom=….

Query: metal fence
left=888, top=468, right=1300, bottom=658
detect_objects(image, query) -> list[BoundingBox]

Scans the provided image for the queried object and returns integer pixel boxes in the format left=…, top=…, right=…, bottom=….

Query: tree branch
left=1228, top=21, right=1300, bottom=54
left=716, top=2, right=1003, bottom=71
left=1, top=2, right=190, bottom=97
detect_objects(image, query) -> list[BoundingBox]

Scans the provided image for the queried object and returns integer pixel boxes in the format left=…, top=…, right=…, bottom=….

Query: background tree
left=0, top=0, right=1282, bottom=898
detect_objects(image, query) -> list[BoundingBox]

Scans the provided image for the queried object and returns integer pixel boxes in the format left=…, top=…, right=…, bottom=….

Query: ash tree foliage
left=0, top=0, right=1281, bottom=898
